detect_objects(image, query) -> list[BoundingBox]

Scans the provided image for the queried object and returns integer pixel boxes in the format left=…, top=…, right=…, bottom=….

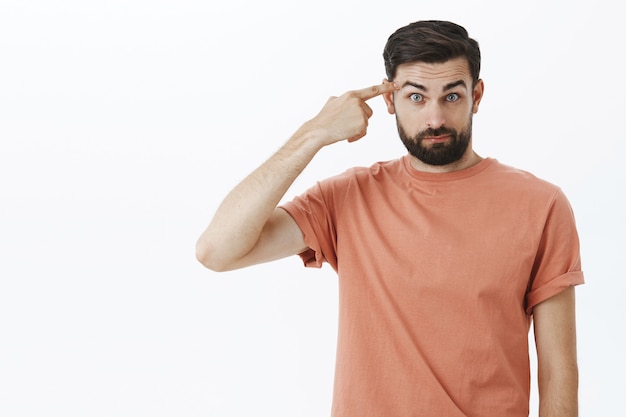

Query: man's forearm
left=195, top=127, right=324, bottom=271
left=537, top=354, right=579, bottom=417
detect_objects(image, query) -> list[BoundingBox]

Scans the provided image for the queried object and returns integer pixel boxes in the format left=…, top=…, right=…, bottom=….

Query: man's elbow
left=195, top=239, right=230, bottom=272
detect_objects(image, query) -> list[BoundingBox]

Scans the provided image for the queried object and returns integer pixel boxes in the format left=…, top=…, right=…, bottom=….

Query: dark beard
left=397, top=116, right=473, bottom=166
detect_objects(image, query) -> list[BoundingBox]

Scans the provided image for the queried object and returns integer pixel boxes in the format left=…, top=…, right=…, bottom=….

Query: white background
left=1, top=0, right=624, bottom=416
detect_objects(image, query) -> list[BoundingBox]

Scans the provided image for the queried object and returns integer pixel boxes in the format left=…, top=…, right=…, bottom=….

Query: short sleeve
left=525, top=189, right=585, bottom=314
left=280, top=181, right=339, bottom=270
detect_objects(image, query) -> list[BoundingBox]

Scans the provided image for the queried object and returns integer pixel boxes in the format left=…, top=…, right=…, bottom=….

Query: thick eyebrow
left=443, top=79, right=467, bottom=91
left=401, top=79, right=467, bottom=92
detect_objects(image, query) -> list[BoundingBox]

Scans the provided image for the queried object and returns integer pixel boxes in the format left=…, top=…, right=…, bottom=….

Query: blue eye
left=446, top=93, right=460, bottom=102
left=409, top=93, right=423, bottom=103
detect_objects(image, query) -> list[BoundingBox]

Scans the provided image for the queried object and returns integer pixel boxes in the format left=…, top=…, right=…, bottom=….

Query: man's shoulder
left=320, top=158, right=404, bottom=184
left=486, top=159, right=563, bottom=199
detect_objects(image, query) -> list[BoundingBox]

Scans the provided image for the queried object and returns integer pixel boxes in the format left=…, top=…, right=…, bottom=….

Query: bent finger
left=361, top=102, right=374, bottom=118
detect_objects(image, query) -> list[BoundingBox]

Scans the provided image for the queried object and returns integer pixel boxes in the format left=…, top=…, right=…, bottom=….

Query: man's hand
left=302, top=82, right=398, bottom=146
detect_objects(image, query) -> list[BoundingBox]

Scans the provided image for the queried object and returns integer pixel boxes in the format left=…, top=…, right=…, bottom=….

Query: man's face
left=382, top=58, right=484, bottom=166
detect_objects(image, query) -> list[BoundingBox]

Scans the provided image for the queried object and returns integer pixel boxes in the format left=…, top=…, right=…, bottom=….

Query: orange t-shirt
left=281, top=156, right=584, bottom=417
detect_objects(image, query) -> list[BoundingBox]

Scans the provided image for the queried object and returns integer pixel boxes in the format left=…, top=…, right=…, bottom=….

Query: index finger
left=352, top=82, right=399, bottom=101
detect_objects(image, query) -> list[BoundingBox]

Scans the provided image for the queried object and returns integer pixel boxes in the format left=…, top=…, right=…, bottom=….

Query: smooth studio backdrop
left=1, top=1, right=623, bottom=416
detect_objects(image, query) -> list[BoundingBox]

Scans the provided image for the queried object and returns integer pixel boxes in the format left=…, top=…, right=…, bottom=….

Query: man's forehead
left=395, top=58, right=472, bottom=87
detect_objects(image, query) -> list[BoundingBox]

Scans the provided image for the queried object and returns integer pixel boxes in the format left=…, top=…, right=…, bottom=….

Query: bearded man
left=196, top=20, right=584, bottom=417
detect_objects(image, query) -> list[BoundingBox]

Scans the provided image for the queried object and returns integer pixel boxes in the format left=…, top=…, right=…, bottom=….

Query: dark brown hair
left=383, top=20, right=481, bottom=85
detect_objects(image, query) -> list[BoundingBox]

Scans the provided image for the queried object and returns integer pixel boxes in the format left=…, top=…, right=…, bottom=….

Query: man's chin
left=410, top=146, right=468, bottom=166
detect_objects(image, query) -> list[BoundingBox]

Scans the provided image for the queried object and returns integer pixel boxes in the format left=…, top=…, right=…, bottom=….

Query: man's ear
left=472, top=79, right=485, bottom=114
left=382, top=79, right=396, bottom=115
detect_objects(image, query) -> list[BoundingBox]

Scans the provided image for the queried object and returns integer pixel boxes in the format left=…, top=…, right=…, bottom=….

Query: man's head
left=383, top=20, right=481, bottom=88
left=381, top=21, right=484, bottom=167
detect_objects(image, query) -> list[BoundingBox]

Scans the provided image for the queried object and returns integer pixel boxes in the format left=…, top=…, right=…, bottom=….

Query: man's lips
left=423, top=135, right=451, bottom=144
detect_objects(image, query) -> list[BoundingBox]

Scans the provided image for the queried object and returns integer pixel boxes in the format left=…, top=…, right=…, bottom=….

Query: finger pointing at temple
left=351, top=82, right=399, bottom=101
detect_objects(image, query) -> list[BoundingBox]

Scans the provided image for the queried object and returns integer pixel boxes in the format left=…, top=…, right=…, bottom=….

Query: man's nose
left=425, top=103, right=446, bottom=129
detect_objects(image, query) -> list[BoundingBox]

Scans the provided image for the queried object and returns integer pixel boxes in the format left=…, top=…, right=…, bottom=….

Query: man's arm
left=195, top=83, right=398, bottom=272
left=533, top=286, right=579, bottom=417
